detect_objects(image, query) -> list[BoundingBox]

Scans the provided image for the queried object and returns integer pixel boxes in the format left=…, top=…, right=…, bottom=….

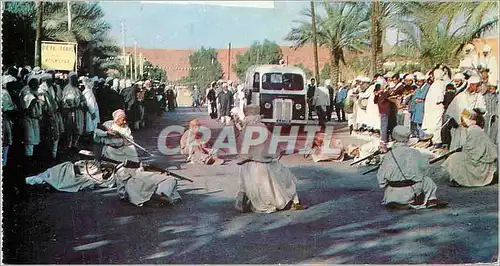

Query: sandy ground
left=2, top=107, right=498, bottom=264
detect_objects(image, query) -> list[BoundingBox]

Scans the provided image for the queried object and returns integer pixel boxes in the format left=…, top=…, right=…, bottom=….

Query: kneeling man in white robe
left=377, top=126, right=439, bottom=209
left=234, top=105, right=305, bottom=213
left=94, top=109, right=139, bottom=162
left=442, top=109, right=497, bottom=187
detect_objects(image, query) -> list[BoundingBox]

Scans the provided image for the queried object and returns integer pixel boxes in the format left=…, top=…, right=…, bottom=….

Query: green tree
left=293, top=63, right=313, bottom=79
left=320, top=62, right=331, bottom=81
left=286, top=2, right=369, bottom=84
left=2, top=1, right=119, bottom=75
left=2, top=2, right=37, bottom=67
left=143, top=60, right=167, bottom=81
left=185, top=47, right=223, bottom=90
left=390, top=2, right=498, bottom=70
left=233, top=39, right=283, bottom=80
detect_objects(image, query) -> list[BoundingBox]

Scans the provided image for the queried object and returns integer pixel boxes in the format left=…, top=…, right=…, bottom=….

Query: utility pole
left=35, top=0, right=43, bottom=67
left=129, top=54, right=133, bottom=80
left=256, top=48, right=260, bottom=64
left=121, top=20, right=127, bottom=78
left=134, top=40, right=138, bottom=80
left=310, top=0, right=320, bottom=84
left=67, top=1, right=71, bottom=32
left=228, top=42, right=231, bottom=80
left=140, top=53, right=144, bottom=78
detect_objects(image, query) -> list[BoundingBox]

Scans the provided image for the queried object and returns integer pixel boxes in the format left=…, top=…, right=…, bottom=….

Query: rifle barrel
left=428, top=147, right=463, bottom=164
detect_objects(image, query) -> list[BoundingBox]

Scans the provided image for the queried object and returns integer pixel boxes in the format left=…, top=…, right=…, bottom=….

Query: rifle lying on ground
left=428, top=147, right=463, bottom=164
left=349, top=149, right=387, bottom=166
left=96, top=124, right=155, bottom=157
left=78, top=150, right=193, bottom=182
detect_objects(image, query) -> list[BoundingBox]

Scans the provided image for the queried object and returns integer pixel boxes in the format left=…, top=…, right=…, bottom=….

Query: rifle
left=124, top=160, right=194, bottom=183
left=350, top=149, right=384, bottom=166
left=79, top=150, right=193, bottom=182
left=428, top=147, right=463, bottom=164
left=97, top=124, right=155, bottom=157
left=362, top=165, right=380, bottom=175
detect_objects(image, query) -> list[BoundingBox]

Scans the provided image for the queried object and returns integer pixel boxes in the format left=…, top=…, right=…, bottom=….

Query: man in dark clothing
left=207, top=82, right=218, bottom=119
left=374, top=80, right=392, bottom=143
left=217, top=83, right=233, bottom=125
left=325, top=79, right=335, bottom=122
left=307, top=78, right=316, bottom=120
left=440, top=83, right=457, bottom=148
left=98, top=78, right=124, bottom=122
left=166, top=86, right=176, bottom=112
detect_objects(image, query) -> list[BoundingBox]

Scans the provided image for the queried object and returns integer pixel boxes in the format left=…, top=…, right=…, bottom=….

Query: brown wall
left=124, top=37, right=498, bottom=83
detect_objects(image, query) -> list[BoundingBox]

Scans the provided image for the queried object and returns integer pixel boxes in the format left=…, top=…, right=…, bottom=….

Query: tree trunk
left=35, top=0, right=43, bottom=67
left=370, top=1, right=383, bottom=76
left=330, top=49, right=341, bottom=86
left=310, top=0, right=320, bottom=84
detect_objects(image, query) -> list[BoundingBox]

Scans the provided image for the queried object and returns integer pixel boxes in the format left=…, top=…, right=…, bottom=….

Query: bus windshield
left=262, top=73, right=304, bottom=91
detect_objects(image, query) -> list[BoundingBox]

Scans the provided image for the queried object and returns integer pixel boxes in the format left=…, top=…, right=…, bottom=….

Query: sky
left=99, top=1, right=497, bottom=50
left=99, top=0, right=401, bottom=50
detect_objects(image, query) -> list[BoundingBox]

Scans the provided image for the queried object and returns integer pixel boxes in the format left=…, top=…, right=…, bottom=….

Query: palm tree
left=286, top=2, right=369, bottom=84
left=368, top=2, right=424, bottom=75
left=390, top=2, right=498, bottom=70
left=42, top=2, right=118, bottom=74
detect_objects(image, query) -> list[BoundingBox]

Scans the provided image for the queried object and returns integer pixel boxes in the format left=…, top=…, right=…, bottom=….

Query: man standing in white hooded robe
left=422, top=69, right=446, bottom=147
left=234, top=105, right=305, bottom=213
left=445, top=75, right=486, bottom=150
left=19, top=75, right=43, bottom=163
left=82, top=77, right=100, bottom=135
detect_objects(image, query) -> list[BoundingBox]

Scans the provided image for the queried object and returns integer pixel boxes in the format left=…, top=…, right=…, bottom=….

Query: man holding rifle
left=94, top=109, right=139, bottom=162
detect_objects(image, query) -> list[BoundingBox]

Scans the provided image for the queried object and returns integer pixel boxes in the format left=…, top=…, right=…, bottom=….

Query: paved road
left=3, top=107, right=498, bottom=264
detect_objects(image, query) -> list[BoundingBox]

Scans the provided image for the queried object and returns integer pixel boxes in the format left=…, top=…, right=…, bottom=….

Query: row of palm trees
left=286, top=1, right=498, bottom=83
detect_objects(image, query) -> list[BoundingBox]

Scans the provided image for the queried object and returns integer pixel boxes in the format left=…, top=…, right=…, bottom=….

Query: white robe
left=235, top=115, right=300, bottom=213
left=114, top=165, right=181, bottom=207
left=94, top=120, right=139, bottom=163
left=445, top=90, right=486, bottom=150
left=422, top=80, right=446, bottom=144
left=377, top=145, right=437, bottom=206
left=479, top=55, right=498, bottom=85
left=442, top=125, right=497, bottom=187
left=346, top=88, right=359, bottom=129
left=83, top=87, right=100, bottom=133
left=25, top=161, right=115, bottom=192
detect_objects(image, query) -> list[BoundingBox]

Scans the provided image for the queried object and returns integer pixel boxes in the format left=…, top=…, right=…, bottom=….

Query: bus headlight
left=295, top=103, right=302, bottom=110
left=264, top=103, right=271, bottom=109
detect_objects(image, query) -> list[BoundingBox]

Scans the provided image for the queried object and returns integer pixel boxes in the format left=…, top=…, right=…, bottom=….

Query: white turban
left=465, top=44, right=475, bottom=51
left=414, top=72, right=426, bottom=81
left=453, top=73, right=465, bottom=81
left=360, top=76, right=371, bottom=83
left=468, top=75, right=481, bottom=84
left=2, top=75, right=17, bottom=87
left=112, top=79, right=119, bottom=91
left=433, top=69, right=445, bottom=80
left=112, top=109, right=126, bottom=122
left=324, top=79, right=331, bottom=86
left=125, top=79, right=132, bottom=88
left=404, top=74, right=414, bottom=81
left=482, top=44, right=491, bottom=53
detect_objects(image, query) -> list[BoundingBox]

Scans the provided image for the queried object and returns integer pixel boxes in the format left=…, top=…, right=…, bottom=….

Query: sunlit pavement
left=3, top=107, right=497, bottom=264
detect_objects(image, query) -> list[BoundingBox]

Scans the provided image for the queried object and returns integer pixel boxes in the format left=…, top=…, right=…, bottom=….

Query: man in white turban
left=94, top=109, right=139, bottom=162
left=478, top=44, right=498, bottom=86
left=459, top=43, right=479, bottom=74
left=452, top=73, right=468, bottom=94
left=376, top=126, right=439, bottom=209
left=20, top=75, right=43, bottom=169
left=62, top=72, right=86, bottom=150
left=2, top=75, right=18, bottom=167
left=444, top=75, right=486, bottom=150
left=422, top=68, right=447, bottom=148
left=82, top=76, right=100, bottom=137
